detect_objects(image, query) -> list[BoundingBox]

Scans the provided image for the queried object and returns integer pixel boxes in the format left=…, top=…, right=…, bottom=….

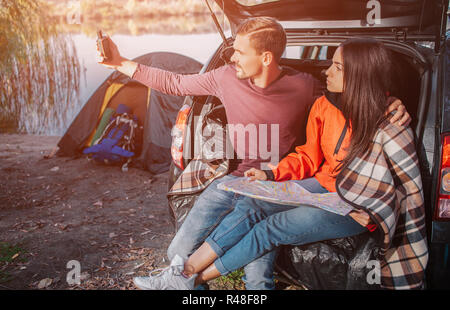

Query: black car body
left=167, top=0, right=450, bottom=289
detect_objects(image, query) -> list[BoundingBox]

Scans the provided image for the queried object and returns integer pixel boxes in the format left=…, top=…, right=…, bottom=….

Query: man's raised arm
left=96, top=36, right=221, bottom=97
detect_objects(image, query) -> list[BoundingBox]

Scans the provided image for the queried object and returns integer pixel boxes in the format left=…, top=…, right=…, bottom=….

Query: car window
left=283, top=45, right=331, bottom=60
left=236, top=0, right=280, bottom=6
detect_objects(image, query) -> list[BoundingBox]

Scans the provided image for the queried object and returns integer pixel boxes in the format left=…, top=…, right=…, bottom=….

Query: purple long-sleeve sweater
left=132, top=63, right=322, bottom=176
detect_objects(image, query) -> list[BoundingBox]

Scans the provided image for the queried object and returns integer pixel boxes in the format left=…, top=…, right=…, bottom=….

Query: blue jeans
left=167, top=174, right=277, bottom=289
left=205, top=178, right=368, bottom=276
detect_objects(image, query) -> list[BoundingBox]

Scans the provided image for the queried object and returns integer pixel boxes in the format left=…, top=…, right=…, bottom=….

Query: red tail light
left=171, top=105, right=191, bottom=170
left=435, top=134, right=450, bottom=220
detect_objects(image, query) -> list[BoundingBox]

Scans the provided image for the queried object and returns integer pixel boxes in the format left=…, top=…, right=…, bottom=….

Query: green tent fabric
left=56, top=52, right=203, bottom=174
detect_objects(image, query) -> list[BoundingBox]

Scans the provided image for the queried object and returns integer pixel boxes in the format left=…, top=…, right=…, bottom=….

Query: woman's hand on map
left=244, top=168, right=268, bottom=181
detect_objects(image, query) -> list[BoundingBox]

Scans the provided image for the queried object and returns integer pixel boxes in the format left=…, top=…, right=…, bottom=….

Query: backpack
left=83, top=104, right=142, bottom=171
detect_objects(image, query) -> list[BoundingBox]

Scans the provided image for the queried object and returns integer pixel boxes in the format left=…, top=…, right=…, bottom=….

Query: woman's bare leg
left=183, top=242, right=218, bottom=276
left=194, top=263, right=221, bottom=286
left=182, top=242, right=230, bottom=286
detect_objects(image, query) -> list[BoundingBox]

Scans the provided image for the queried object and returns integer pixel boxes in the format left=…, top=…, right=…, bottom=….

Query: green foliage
left=214, top=268, right=246, bottom=290
left=0, top=242, right=27, bottom=283
left=0, top=242, right=26, bottom=263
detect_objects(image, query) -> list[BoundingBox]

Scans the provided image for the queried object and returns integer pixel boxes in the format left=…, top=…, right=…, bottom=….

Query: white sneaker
left=133, top=254, right=197, bottom=290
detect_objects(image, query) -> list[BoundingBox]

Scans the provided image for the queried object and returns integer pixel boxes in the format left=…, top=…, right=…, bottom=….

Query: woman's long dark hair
left=337, top=38, right=395, bottom=171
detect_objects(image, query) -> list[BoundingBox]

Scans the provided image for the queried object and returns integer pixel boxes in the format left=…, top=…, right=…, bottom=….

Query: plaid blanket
left=168, top=157, right=229, bottom=195
left=336, top=119, right=428, bottom=289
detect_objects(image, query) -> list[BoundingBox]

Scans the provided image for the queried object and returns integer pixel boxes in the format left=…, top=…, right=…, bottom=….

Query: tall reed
left=0, top=0, right=83, bottom=135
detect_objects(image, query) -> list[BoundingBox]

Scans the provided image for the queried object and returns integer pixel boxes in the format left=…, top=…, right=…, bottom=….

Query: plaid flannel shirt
left=336, top=119, right=429, bottom=289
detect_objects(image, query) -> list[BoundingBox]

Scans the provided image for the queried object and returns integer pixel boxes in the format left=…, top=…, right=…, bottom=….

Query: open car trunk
left=167, top=38, right=431, bottom=288
left=214, top=0, right=448, bottom=51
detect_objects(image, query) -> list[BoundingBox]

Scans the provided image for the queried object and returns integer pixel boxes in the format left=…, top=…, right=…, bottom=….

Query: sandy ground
left=0, top=133, right=177, bottom=290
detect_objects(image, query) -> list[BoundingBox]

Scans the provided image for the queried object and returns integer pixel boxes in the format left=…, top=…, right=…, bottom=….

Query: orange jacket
left=272, top=94, right=351, bottom=192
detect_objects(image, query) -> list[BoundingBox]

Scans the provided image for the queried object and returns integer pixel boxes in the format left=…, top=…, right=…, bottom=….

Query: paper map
left=217, top=178, right=355, bottom=216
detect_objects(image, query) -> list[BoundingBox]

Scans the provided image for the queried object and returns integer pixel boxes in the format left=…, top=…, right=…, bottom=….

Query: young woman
left=133, top=38, right=428, bottom=290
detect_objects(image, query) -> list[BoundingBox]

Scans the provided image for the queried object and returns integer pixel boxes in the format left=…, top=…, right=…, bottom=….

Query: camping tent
left=56, top=52, right=203, bottom=174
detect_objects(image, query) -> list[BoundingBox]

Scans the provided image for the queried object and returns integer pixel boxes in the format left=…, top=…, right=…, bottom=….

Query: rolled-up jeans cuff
left=213, top=257, right=230, bottom=276
left=205, top=237, right=226, bottom=257
left=205, top=238, right=230, bottom=275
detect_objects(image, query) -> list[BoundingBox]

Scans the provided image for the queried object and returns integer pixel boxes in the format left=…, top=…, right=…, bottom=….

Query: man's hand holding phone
left=96, top=32, right=122, bottom=68
left=96, top=31, right=138, bottom=77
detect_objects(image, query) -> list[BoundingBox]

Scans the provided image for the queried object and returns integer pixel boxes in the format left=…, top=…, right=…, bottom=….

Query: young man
left=97, top=17, right=410, bottom=290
